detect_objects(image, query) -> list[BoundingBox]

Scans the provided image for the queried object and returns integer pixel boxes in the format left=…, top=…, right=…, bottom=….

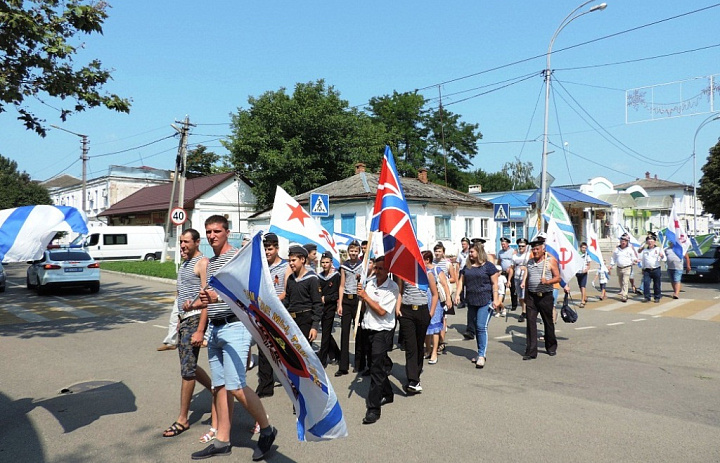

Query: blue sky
left=3, top=0, right=720, bottom=190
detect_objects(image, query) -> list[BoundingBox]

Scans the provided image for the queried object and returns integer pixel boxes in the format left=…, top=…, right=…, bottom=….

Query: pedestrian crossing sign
left=493, top=203, right=510, bottom=222
left=310, top=193, right=329, bottom=217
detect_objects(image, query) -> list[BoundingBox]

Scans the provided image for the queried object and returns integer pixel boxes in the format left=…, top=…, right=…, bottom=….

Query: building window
left=464, top=218, right=474, bottom=238
left=321, top=215, right=334, bottom=234
left=435, top=216, right=451, bottom=240
left=341, top=214, right=356, bottom=235
left=480, top=218, right=489, bottom=238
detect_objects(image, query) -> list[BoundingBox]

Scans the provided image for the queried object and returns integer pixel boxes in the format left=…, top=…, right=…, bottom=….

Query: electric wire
left=552, top=77, right=688, bottom=166
left=550, top=85, right=573, bottom=184
left=556, top=43, right=720, bottom=72
left=92, top=134, right=177, bottom=158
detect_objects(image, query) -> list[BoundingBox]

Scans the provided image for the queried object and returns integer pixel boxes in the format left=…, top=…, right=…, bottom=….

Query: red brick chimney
left=355, top=162, right=366, bottom=174
left=418, top=168, right=428, bottom=184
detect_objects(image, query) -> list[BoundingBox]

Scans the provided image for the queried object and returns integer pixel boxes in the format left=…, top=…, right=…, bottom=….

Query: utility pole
left=161, top=116, right=194, bottom=262
left=51, top=125, right=89, bottom=212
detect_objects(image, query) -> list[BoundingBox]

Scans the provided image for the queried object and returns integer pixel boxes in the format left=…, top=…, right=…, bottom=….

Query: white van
left=72, top=226, right=165, bottom=261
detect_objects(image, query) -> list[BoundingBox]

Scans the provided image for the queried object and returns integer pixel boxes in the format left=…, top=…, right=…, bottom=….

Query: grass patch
left=101, top=261, right=177, bottom=280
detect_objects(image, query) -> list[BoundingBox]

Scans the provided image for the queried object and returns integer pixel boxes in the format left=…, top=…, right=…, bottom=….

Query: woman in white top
left=511, top=238, right=530, bottom=322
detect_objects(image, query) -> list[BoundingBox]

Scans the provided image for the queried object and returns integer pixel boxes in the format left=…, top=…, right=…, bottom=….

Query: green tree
left=467, top=168, right=514, bottom=193
left=225, top=80, right=386, bottom=209
left=0, top=154, right=51, bottom=208
left=368, top=92, right=482, bottom=190
left=501, top=157, right=536, bottom=190
left=186, top=145, right=221, bottom=178
left=367, top=91, right=428, bottom=176
left=698, top=138, right=720, bottom=218
left=0, top=0, right=131, bottom=136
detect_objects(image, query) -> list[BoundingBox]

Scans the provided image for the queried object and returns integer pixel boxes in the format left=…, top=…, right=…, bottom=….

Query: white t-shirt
left=361, top=276, right=398, bottom=331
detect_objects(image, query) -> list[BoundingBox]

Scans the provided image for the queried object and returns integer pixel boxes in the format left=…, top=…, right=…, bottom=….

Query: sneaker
left=518, top=315, right=525, bottom=323
left=252, top=427, right=277, bottom=461
left=407, top=382, right=423, bottom=393
left=191, top=443, right=232, bottom=460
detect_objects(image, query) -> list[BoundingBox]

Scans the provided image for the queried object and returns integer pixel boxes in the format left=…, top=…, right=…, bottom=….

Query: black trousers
left=257, top=311, right=314, bottom=395
left=524, top=291, right=557, bottom=357
left=365, top=329, right=394, bottom=415
left=339, top=295, right=364, bottom=371
left=318, top=305, right=340, bottom=367
left=398, top=304, right=430, bottom=385
left=509, top=275, right=518, bottom=309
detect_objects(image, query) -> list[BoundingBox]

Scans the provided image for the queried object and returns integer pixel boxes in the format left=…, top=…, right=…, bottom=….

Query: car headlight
left=698, top=265, right=710, bottom=272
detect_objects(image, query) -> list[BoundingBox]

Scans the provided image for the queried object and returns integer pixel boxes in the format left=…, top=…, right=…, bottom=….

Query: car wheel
left=143, top=254, right=156, bottom=261
left=89, top=282, right=100, bottom=293
left=37, top=283, right=47, bottom=296
left=0, top=285, right=5, bottom=293
left=26, top=275, right=36, bottom=289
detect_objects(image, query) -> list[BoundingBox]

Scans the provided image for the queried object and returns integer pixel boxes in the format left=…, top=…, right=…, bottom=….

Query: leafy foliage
left=225, top=80, right=387, bottom=209
left=0, top=0, right=131, bottom=136
left=186, top=145, right=223, bottom=178
left=501, top=157, right=536, bottom=190
left=698, top=138, right=720, bottom=218
left=0, top=154, right=51, bottom=208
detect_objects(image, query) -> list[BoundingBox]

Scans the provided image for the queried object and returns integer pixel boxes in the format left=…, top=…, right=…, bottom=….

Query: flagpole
left=353, top=231, right=374, bottom=339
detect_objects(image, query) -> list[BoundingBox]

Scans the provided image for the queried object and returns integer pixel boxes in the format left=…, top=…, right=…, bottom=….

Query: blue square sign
left=310, top=193, right=329, bottom=217
left=493, top=203, right=510, bottom=222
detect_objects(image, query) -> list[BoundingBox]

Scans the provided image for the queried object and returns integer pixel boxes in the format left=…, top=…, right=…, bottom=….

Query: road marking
left=494, top=334, right=513, bottom=339
left=638, top=299, right=685, bottom=315
left=153, top=325, right=167, bottom=329
left=575, top=326, right=595, bottom=330
left=54, top=297, right=98, bottom=318
left=688, top=302, right=720, bottom=321
left=607, top=322, right=625, bottom=326
left=0, top=306, right=50, bottom=323
left=632, top=318, right=646, bottom=322
left=596, top=301, right=634, bottom=312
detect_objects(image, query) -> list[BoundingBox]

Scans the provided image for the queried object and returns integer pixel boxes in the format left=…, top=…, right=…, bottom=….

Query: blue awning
left=485, top=192, right=531, bottom=208
left=526, top=187, right=611, bottom=207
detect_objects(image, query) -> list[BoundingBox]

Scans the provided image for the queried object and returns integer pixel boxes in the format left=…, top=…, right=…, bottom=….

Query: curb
left=101, top=269, right=175, bottom=286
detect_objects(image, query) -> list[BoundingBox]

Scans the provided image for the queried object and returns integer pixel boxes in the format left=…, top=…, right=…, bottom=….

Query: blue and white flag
left=208, top=231, right=348, bottom=442
left=664, top=204, right=691, bottom=259
left=0, top=205, right=88, bottom=263
left=332, top=232, right=363, bottom=247
left=269, top=186, right=341, bottom=267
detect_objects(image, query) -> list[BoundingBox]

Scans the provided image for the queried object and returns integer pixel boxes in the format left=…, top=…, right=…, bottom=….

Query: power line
left=552, top=77, right=689, bottom=166
left=92, top=134, right=177, bottom=158
left=414, top=3, right=720, bottom=91
left=556, top=43, right=720, bottom=72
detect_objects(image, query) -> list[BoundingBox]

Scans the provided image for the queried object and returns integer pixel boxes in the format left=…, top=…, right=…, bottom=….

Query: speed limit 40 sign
left=170, top=207, right=187, bottom=226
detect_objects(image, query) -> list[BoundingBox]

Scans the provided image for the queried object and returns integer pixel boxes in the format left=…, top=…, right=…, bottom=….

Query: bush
left=101, top=261, right=177, bottom=280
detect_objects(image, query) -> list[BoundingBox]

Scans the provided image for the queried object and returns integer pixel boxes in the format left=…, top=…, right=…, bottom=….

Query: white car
left=26, top=250, right=100, bottom=295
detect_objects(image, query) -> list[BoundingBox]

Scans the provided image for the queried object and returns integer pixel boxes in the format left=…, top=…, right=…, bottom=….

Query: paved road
left=0, top=266, right=718, bottom=462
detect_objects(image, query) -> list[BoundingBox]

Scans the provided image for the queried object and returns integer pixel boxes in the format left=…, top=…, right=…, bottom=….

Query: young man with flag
left=195, top=216, right=276, bottom=461
left=357, top=256, right=398, bottom=424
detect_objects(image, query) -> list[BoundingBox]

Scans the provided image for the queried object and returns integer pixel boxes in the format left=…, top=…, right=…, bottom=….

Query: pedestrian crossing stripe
left=312, top=196, right=327, bottom=214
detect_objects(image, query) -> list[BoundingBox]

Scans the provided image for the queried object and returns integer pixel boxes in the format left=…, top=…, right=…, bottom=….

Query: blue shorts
left=207, top=321, right=251, bottom=390
left=668, top=269, right=683, bottom=283
left=576, top=272, right=588, bottom=288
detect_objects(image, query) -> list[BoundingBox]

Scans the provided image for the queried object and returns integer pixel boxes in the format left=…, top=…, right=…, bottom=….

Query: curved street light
left=539, top=1, right=607, bottom=229
left=692, top=113, right=720, bottom=235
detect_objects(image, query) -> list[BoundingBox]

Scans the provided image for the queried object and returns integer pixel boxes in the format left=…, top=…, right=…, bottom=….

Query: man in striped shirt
left=162, top=228, right=212, bottom=438
left=193, top=216, right=276, bottom=461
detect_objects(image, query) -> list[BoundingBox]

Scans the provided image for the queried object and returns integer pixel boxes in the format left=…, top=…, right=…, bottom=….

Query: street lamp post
left=692, top=113, right=720, bottom=235
left=540, top=1, right=607, bottom=230
left=51, top=124, right=89, bottom=213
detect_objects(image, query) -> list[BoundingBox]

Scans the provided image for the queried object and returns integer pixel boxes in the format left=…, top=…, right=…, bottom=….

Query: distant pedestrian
left=423, top=251, right=449, bottom=364
left=511, top=238, right=530, bottom=322
left=665, top=245, right=690, bottom=299
left=336, top=240, right=363, bottom=377
left=575, top=242, right=592, bottom=307
left=609, top=234, right=638, bottom=303
left=639, top=235, right=665, bottom=303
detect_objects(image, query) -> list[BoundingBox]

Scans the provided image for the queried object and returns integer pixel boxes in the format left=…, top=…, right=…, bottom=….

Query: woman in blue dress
left=423, top=251, right=449, bottom=364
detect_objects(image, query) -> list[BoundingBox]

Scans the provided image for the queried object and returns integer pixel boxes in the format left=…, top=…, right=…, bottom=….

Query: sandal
left=199, top=427, right=217, bottom=443
left=438, top=343, right=446, bottom=353
left=579, top=302, right=585, bottom=308
left=163, top=421, right=189, bottom=437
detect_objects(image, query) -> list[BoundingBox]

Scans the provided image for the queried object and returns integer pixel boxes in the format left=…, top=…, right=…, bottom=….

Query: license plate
left=64, top=267, right=83, bottom=272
